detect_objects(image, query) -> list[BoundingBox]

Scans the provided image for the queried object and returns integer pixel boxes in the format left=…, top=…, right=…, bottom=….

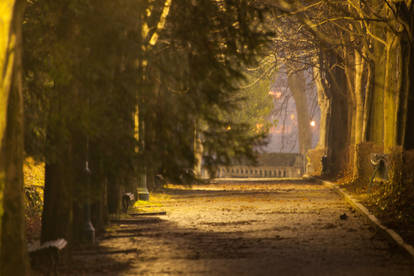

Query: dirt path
left=63, top=180, right=414, bottom=275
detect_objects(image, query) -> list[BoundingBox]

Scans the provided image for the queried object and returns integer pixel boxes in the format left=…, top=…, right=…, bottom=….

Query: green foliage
left=226, top=73, right=274, bottom=137
left=23, top=0, right=272, bottom=184
left=23, top=0, right=144, bottom=179
left=140, top=0, right=273, bottom=180
left=22, top=0, right=273, bottom=244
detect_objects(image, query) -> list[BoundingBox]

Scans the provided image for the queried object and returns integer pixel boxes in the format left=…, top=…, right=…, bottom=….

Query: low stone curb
left=211, top=177, right=308, bottom=183
left=318, top=178, right=414, bottom=259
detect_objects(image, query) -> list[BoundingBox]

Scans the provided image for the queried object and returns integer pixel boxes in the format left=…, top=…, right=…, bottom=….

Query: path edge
left=315, top=178, right=414, bottom=259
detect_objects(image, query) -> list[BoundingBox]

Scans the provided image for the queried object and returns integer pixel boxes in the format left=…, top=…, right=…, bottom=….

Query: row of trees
left=1, top=0, right=273, bottom=274
left=3, top=0, right=411, bottom=273
left=266, top=0, right=413, bottom=218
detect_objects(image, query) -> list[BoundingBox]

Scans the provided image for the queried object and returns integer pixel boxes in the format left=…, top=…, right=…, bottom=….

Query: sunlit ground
left=62, top=180, right=413, bottom=275
left=132, top=193, right=172, bottom=214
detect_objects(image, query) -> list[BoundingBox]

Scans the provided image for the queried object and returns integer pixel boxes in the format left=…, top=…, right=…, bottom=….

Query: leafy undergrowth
left=368, top=181, right=414, bottom=244
left=338, top=177, right=414, bottom=246
left=23, top=157, right=45, bottom=243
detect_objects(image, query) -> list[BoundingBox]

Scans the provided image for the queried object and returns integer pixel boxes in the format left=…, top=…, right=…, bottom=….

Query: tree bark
left=362, top=61, right=373, bottom=142
left=0, top=0, right=30, bottom=274
left=107, top=174, right=121, bottom=214
left=312, top=62, right=330, bottom=150
left=383, top=33, right=400, bottom=153
left=401, top=24, right=414, bottom=150
left=367, top=39, right=386, bottom=144
left=287, top=70, right=312, bottom=156
left=323, top=50, right=350, bottom=177
left=306, top=55, right=331, bottom=175
left=41, top=158, right=74, bottom=243
left=352, top=48, right=366, bottom=180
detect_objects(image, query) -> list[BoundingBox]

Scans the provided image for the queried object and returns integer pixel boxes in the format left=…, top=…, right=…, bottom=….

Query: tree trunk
left=312, top=63, right=330, bottom=150
left=352, top=48, right=366, bottom=180
left=396, top=4, right=414, bottom=150
left=0, top=0, right=30, bottom=274
left=41, top=85, right=83, bottom=244
left=306, top=56, right=331, bottom=175
left=287, top=71, right=312, bottom=156
left=193, top=126, right=203, bottom=177
left=383, top=33, right=401, bottom=154
left=90, top=155, right=109, bottom=234
left=324, top=51, right=350, bottom=177
left=362, top=61, right=373, bottom=142
left=107, top=174, right=121, bottom=214
left=402, top=29, right=414, bottom=150
left=308, top=50, right=349, bottom=178
left=343, top=46, right=356, bottom=175
left=367, top=39, right=385, bottom=144
left=41, top=148, right=74, bottom=243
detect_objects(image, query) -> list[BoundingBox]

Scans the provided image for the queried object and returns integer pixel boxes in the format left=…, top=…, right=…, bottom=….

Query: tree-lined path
left=2, top=1, right=414, bottom=273
left=62, top=180, right=413, bottom=275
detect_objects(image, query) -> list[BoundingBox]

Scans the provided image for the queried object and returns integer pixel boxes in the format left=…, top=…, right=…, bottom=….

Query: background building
left=213, top=153, right=304, bottom=178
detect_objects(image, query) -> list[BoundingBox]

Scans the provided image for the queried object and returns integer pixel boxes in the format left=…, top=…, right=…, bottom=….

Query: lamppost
left=83, top=142, right=95, bottom=243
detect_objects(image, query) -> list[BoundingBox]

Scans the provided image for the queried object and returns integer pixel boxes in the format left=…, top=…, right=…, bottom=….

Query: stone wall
left=306, top=148, right=325, bottom=176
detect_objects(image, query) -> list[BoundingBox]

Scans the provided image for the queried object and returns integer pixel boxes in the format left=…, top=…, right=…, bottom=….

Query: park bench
left=28, top=238, right=67, bottom=275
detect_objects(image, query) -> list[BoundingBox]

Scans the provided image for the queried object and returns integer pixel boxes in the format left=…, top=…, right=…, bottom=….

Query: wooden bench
left=28, top=238, right=67, bottom=275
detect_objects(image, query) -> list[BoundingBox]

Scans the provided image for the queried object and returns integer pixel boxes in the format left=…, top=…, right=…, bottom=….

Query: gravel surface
left=64, top=180, right=414, bottom=275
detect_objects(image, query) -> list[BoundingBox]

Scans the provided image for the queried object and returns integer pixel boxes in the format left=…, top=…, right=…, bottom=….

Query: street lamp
left=310, top=120, right=316, bottom=127
left=83, top=152, right=95, bottom=243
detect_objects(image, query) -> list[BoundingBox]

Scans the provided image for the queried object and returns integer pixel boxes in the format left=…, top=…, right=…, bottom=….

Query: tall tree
left=287, top=70, right=312, bottom=156
left=138, top=0, right=272, bottom=179
left=267, top=0, right=413, bottom=182
left=0, top=0, right=30, bottom=274
left=22, top=0, right=145, bottom=243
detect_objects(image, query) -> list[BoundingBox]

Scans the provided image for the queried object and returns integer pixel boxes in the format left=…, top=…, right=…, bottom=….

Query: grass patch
left=132, top=193, right=172, bottom=213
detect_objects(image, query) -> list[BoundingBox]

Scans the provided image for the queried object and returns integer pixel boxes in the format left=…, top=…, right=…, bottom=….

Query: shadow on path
left=60, top=181, right=414, bottom=275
